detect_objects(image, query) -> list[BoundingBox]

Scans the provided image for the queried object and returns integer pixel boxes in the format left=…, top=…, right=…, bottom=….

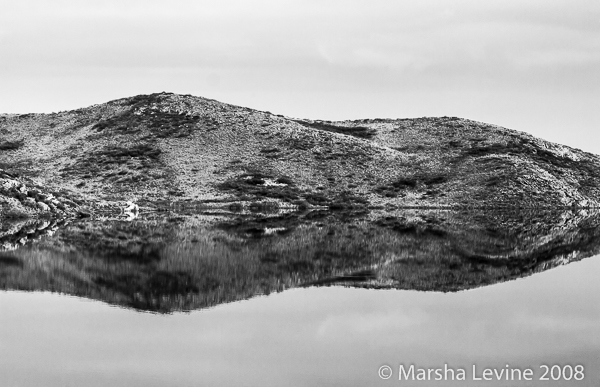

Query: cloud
left=3, top=0, right=598, bottom=75
left=1, top=0, right=599, bottom=153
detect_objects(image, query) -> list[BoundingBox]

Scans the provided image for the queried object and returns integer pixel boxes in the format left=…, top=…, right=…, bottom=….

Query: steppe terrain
left=2, top=92, right=600, bottom=219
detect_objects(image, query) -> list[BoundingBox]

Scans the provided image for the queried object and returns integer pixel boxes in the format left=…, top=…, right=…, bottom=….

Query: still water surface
left=1, top=255, right=599, bottom=387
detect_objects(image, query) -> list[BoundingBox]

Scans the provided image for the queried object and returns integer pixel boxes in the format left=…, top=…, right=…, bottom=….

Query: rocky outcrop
left=0, top=170, right=81, bottom=220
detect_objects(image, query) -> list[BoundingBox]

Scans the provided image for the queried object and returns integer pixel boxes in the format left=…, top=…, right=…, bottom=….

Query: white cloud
left=1, top=0, right=599, bottom=152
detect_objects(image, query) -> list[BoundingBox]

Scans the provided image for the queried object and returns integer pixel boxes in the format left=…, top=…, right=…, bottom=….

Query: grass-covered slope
left=302, top=117, right=600, bottom=208
left=1, top=92, right=599, bottom=210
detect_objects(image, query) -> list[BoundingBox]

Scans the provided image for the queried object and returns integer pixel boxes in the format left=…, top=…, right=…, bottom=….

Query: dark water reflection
left=1, top=208, right=600, bottom=386
left=1, top=257, right=599, bottom=386
left=2, top=208, right=600, bottom=312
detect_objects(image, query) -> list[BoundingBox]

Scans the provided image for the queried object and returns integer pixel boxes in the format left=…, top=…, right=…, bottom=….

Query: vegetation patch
left=126, top=93, right=166, bottom=107
left=0, top=139, right=24, bottom=151
left=92, top=113, right=143, bottom=135
left=283, top=137, right=317, bottom=151
left=259, top=147, right=282, bottom=159
left=0, top=159, right=38, bottom=177
left=96, top=144, right=161, bottom=162
left=146, top=111, right=204, bottom=138
left=92, top=97, right=213, bottom=139
left=456, top=138, right=600, bottom=190
left=375, top=174, right=448, bottom=198
left=293, top=119, right=377, bottom=139
left=219, top=170, right=370, bottom=208
left=462, top=142, right=517, bottom=158
left=327, top=190, right=370, bottom=210
left=217, top=171, right=303, bottom=203
left=61, top=143, right=163, bottom=184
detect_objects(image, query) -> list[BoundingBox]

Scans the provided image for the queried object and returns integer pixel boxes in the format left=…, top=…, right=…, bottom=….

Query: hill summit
left=1, top=92, right=600, bottom=217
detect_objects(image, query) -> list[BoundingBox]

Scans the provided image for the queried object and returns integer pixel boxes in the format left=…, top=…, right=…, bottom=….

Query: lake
left=1, top=208, right=599, bottom=386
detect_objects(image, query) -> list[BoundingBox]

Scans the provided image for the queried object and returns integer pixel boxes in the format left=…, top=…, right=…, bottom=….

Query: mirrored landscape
left=1, top=208, right=600, bottom=386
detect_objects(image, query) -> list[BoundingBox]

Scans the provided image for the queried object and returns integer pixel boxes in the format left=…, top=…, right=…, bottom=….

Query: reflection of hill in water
left=1, top=209, right=600, bottom=313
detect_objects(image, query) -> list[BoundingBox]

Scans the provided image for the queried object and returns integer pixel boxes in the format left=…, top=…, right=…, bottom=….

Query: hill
left=1, top=92, right=599, bottom=216
left=2, top=93, right=600, bottom=312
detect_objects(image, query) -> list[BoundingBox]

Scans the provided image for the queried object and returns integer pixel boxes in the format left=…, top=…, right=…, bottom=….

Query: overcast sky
left=2, top=0, right=599, bottom=153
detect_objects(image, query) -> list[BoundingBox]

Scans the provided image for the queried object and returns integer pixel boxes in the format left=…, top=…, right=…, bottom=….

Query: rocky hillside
left=1, top=92, right=599, bottom=212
